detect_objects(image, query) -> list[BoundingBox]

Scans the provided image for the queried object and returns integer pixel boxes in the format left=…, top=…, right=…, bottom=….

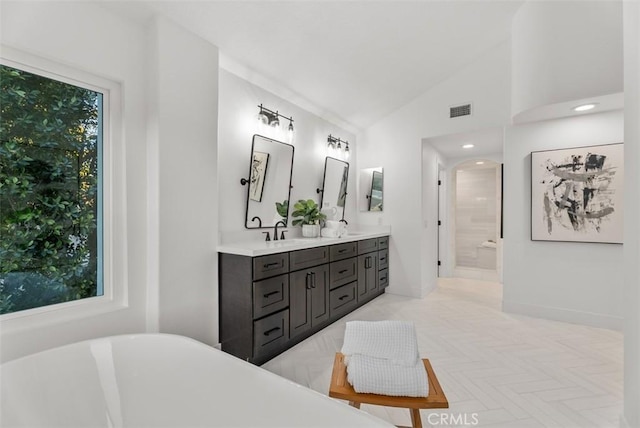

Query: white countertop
left=218, top=226, right=390, bottom=257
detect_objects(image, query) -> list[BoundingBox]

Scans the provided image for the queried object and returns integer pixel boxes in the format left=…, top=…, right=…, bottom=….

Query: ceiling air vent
left=449, top=103, right=472, bottom=118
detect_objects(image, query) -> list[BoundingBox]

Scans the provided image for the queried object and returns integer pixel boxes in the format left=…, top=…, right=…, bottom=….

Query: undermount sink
left=275, top=238, right=319, bottom=244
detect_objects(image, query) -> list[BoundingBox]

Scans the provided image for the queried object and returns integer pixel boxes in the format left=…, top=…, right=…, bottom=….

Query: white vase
left=302, top=224, right=320, bottom=238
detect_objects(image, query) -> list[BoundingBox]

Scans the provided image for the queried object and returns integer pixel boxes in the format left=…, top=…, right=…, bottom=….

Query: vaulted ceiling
left=103, top=1, right=524, bottom=133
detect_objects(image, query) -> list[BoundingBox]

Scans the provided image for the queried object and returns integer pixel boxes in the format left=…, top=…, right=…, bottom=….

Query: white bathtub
left=1, top=334, right=392, bottom=427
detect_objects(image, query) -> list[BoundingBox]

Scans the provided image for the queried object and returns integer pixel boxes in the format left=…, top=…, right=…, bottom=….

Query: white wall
left=217, top=69, right=356, bottom=243
left=502, top=110, right=625, bottom=330
left=0, top=4, right=222, bottom=360
left=623, top=1, right=640, bottom=426
left=454, top=166, right=498, bottom=268
left=511, top=1, right=623, bottom=122
left=357, top=41, right=511, bottom=298
left=149, top=17, right=219, bottom=346
left=0, top=2, right=148, bottom=361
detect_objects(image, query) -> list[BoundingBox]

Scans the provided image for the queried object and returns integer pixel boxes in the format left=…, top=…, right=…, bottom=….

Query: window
left=0, top=62, right=104, bottom=315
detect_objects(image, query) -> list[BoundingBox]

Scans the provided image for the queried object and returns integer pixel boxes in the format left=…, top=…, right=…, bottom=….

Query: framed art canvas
left=531, top=143, right=623, bottom=243
left=249, top=151, right=269, bottom=202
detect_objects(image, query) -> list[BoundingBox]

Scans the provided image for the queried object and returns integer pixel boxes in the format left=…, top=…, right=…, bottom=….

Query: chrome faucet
left=274, top=220, right=287, bottom=241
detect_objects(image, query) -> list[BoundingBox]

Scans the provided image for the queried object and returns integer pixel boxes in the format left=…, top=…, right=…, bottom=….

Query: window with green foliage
left=0, top=63, right=103, bottom=315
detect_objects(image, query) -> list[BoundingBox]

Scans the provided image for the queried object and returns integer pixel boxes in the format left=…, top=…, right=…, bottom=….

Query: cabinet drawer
left=290, top=246, right=329, bottom=271
left=330, top=282, right=357, bottom=318
left=330, top=242, right=357, bottom=262
left=253, top=309, right=289, bottom=359
left=378, top=249, right=389, bottom=270
left=253, top=253, right=289, bottom=281
left=378, top=236, right=389, bottom=250
left=378, top=268, right=389, bottom=289
left=358, top=238, right=379, bottom=255
left=329, top=257, right=358, bottom=290
left=253, top=275, right=289, bottom=320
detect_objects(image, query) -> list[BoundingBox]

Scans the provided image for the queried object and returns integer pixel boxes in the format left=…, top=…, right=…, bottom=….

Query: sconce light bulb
left=344, top=145, right=350, bottom=159
left=287, top=123, right=294, bottom=144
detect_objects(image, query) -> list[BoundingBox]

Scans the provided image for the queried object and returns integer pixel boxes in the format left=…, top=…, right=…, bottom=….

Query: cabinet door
left=357, top=253, right=378, bottom=301
left=289, top=269, right=312, bottom=339
left=289, top=265, right=329, bottom=339
left=310, top=264, right=329, bottom=328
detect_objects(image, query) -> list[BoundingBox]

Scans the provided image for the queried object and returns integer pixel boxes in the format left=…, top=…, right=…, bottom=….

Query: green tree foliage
left=0, top=65, right=101, bottom=314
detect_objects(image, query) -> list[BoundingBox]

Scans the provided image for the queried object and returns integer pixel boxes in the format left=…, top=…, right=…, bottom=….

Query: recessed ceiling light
left=476, top=161, right=484, bottom=165
left=573, top=103, right=597, bottom=112
left=462, top=144, right=474, bottom=149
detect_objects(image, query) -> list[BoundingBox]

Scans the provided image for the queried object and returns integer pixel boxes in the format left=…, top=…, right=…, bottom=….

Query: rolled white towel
left=341, top=321, right=419, bottom=367
left=325, top=220, right=341, bottom=229
left=321, top=228, right=340, bottom=238
left=346, top=354, right=428, bottom=397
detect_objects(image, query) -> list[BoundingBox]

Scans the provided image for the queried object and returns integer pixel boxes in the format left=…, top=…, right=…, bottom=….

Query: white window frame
left=0, top=46, right=127, bottom=331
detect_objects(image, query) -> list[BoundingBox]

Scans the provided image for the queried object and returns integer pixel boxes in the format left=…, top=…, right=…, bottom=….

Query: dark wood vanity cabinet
left=219, top=235, right=389, bottom=364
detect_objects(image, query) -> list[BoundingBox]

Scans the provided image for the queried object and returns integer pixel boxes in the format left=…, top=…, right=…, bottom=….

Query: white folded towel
left=341, top=321, right=428, bottom=397
left=347, top=354, right=428, bottom=397
left=341, top=321, right=419, bottom=366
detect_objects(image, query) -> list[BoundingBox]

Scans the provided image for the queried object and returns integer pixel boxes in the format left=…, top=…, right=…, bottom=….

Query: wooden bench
left=328, top=353, right=448, bottom=428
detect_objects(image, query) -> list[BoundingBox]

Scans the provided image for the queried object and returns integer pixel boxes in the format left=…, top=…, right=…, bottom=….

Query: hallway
left=263, top=278, right=623, bottom=427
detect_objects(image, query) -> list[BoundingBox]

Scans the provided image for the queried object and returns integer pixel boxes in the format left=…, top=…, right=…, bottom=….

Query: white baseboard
left=502, top=300, right=623, bottom=331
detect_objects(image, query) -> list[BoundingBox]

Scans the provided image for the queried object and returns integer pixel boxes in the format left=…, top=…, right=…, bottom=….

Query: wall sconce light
left=257, top=104, right=294, bottom=143
left=327, top=134, right=349, bottom=159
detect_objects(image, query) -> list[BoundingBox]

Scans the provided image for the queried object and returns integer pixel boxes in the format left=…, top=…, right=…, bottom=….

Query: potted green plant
left=291, top=199, right=326, bottom=238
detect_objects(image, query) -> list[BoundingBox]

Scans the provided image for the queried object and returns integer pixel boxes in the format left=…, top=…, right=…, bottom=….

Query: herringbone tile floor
left=262, top=278, right=623, bottom=428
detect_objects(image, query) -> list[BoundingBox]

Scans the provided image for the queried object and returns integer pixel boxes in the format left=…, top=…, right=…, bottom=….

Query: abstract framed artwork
left=249, top=151, right=269, bottom=202
left=531, top=143, right=623, bottom=244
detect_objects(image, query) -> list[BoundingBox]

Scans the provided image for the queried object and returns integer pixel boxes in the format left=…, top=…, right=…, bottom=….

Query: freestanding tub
left=1, top=334, right=392, bottom=427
